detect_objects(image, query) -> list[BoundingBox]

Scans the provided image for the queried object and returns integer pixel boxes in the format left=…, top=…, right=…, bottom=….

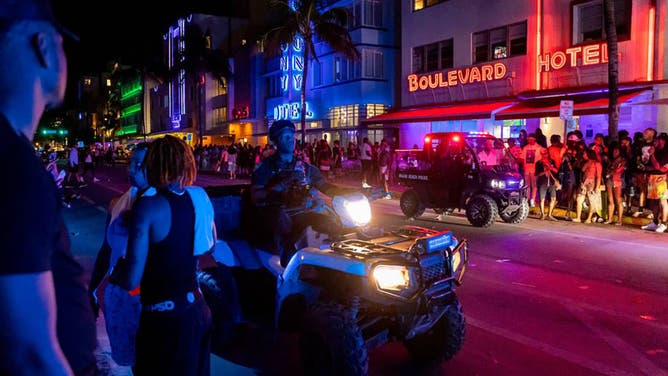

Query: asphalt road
left=65, top=165, right=668, bottom=376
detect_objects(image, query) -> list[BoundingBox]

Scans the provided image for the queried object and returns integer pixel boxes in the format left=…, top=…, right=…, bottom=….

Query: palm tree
left=263, top=0, right=359, bottom=142
left=604, top=0, right=619, bottom=143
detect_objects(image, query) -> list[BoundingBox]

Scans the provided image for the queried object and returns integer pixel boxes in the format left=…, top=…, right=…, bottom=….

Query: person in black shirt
left=114, top=136, right=212, bottom=376
left=0, top=2, right=97, bottom=375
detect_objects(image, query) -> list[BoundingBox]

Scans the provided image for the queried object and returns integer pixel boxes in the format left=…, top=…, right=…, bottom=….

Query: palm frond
left=314, top=21, right=359, bottom=60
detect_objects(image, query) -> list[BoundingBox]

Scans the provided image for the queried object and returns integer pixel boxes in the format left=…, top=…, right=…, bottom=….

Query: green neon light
left=121, top=85, right=142, bottom=101
left=116, top=124, right=138, bottom=136
left=121, top=103, right=141, bottom=118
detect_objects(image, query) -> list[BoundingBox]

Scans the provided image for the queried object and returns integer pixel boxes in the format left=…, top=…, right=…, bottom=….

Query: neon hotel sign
left=408, top=63, right=507, bottom=92
left=408, top=42, right=608, bottom=92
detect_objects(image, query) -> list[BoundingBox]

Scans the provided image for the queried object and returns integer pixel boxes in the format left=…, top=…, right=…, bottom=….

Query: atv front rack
left=330, top=239, right=405, bottom=260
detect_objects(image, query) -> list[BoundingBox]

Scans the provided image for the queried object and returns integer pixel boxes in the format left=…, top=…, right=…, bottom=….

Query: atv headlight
left=333, top=194, right=371, bottom=227
left=373, top=265, right=410, bottom=291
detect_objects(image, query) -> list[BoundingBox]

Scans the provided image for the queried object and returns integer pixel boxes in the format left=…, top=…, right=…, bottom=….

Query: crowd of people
left=194, top=136, right=396, bottom=196
left=513, top=127, right=668, bottom=231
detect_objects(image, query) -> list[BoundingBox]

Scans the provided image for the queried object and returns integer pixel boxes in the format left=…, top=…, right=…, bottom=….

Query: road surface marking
left=567, top=305, right=667, bottom=376
left=469, top=273, right=668, bottom=332
left=467, top=316, right=636, bottom=376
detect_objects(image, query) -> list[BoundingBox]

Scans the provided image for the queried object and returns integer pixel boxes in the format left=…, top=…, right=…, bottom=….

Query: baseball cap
left=0, top=0, right=79, bottom=41
left=269, top=120, right=296, bottom=143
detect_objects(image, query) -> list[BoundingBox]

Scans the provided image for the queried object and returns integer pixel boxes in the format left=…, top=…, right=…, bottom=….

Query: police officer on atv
left=251, top=120, right=355, bottom=266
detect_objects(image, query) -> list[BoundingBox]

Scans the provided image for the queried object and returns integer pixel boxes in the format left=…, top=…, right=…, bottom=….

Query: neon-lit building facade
left=264, top=0, right=399, bottom=147
left=150, top=14, right=253, bottom=145
left=378, top=0, right=668, bottom=148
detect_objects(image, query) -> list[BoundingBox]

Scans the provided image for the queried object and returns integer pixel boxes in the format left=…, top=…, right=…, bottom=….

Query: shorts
left=648, top=174, right=668, bottom=200
left=380, top=166, right=389, bottom=181
left=578, top=179, right=596, bottom=197
left=539, top=184, right=557, bottom=200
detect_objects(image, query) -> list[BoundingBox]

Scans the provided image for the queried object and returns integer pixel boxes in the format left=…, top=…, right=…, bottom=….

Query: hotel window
left=363, top=49, right=383, bottom=79
left=366, top=104, right=387, bottom=118
left=334, top=56, right=360, bottom=82
left=313, top=60, right=322, bottom=87
left=213, top=107, right=227, bottom=126
left=265, top=75, right=281, bottom=97
left=412, top=38, right=453, bottom=73
left=572, top=0, right=631, bottom=44
left=349, top=0, right=382, bottom=28
left=330, top=105, right=359, bottom=128
left=413, top=0, right=449, bottom=11
left=473, top=21, right=527, bottom=64
left=335, top=57, right=348, bottom=82
left=215, top=78, right=227, bottom=96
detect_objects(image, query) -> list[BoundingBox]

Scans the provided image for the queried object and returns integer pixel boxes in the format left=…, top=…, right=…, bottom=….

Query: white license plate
left=452, top=251, right=461, bottom=272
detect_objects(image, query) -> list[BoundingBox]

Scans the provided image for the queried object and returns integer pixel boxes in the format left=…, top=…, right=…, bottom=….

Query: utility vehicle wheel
left=400, top=190, right=425, bottom=219
left=403, top=299, right=466, bottom=362
left=466, top=194, right=497, bottom=227
left=299, top=301, right=368, bottom=376
left=197, top=264, right=241, bottom=346
left=499, top=198, right=529, bottom=224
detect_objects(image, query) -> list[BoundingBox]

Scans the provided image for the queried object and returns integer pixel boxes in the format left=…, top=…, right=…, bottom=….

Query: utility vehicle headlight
left=373, top=265, right=410, bottom=291
left=490, top=179, right=506, bottom=189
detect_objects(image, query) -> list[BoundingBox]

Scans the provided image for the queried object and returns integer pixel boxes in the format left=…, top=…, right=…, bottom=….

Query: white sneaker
left=383, top=194, right=392, bottom=200
left=436, top=214, right=445, bottom=221
left=362, top=183, right=372, bottom=188
left=93, top=177, right=100, bottom=182
left=641, top=222, right=658, bottom=231
left=656, top=224, right=667, bottom=233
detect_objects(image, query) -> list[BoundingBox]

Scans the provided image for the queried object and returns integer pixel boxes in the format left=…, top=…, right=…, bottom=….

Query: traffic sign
left=560, top=100, right=574, bottom=120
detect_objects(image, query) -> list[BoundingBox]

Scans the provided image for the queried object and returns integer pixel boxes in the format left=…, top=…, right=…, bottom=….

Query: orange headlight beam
left=647, top=6, right=655, bottom=81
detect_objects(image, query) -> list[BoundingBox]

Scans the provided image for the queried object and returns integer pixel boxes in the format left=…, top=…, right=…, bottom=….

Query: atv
left=396, top=132, right=528, bottom=227
left=197, top=184, right=468, bottom=375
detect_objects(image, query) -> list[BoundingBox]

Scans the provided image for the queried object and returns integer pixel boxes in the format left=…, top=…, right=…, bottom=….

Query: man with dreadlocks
left=251, top=120, right=356, bottom=267
left=112, top=135, right=214, bottom=375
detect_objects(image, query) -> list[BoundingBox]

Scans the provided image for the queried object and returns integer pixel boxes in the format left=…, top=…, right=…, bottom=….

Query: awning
left=495, top=90, right=645, bottom=120
left=361, top=101, right=515, bottom=125
left=633, top=97, right=668, bottom=106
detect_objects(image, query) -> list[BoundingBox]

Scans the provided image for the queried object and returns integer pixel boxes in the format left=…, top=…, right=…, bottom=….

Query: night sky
left=51, top=0, right=251, bottom=105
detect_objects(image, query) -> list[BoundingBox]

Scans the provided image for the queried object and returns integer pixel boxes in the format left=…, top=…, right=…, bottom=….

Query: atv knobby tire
left=466, top=194, right=498, bottom=227
left=499, top=198, right=529, bottom=224
left=400, top=189, right=425, bottom=219
left=403, top=298, right=466, bottom=362
left=299, top=301, right=368, bottom=376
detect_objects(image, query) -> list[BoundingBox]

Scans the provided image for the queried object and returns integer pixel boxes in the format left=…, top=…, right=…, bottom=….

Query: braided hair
left=143, top=135, right=196, bottom=189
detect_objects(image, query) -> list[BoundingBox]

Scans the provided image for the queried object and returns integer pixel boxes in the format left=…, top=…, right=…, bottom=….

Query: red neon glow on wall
left=648, top=6, right=655, bottom=80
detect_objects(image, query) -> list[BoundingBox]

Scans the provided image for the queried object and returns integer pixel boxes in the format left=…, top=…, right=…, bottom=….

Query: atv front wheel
left=299, top=301, right=368, bottom=376
left=400, top=190, right=425, bottom=219
left=466, top=194, right=498, bottom=227
left=403, top=299, right=466, bottom=362
left=499, top=198, right=529, bottom=224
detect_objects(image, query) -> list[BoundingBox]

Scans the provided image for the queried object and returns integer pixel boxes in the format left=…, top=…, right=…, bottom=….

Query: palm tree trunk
left=604, top=0, right=619, bottom=143
left=300, top=39, right=310, bottom=144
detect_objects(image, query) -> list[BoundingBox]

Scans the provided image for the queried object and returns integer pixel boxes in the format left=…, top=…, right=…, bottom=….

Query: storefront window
left=330, top=105, right=359, bottom=128
left=572, top=0, right=631, bottom=44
